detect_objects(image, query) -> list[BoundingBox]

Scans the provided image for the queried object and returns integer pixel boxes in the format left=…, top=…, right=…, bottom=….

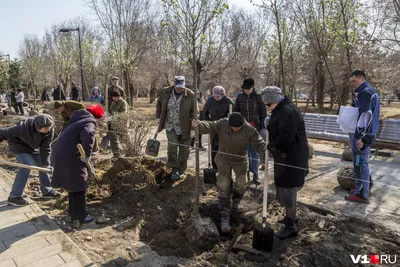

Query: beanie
left=229, top=112, right=244, bottom=127
left=54, top=101, right=64, bottom=109
left=33, top=114, right=53, bottom=131
left=86, top=104, right=105, bottom=119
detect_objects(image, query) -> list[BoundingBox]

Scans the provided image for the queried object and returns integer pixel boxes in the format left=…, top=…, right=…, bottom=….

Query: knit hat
left=54, top=101, right=64, bottom=110
left=33, top=114, right=53, bottom=131
left=241, top=78, right=255, bottom=90
left=174, top=76, right=185, bottom=88
left=111, top=90, right=121, bottom=97
left=229, top=112, right=244, bottom=127
left=86, top=104, right=104, bottom=119
left=260, top=86, right=283, bottom=104
left=213, top=86, right=225, bottom=97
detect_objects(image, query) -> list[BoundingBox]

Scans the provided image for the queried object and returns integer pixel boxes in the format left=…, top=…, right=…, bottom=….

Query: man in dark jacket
left=346, top=70, right=380, bottom=204
left=9, top=86, right=18, bottom=112
left=71, top=82, right=80, bottom=101
left=53, top=85, right=66, bottom=101
left=234, top=78, right=267, bottom=184
left=193, top=112, right=266, bottom=233
left=108, top=77, right=126, bottom=109
left=203, top=86, right=234, bottom=170
left=156, top=76, right=195, bottom=180
left=261, top=86, right=309, bottom=239
left=41, top=88, right=50, bottom=102
left=51, top=106, right=103, bottom=227
left=0, top=114, right=61, bottom=206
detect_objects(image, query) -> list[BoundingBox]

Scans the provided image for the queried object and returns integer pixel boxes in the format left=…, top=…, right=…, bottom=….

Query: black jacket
left=0, top=117, right=54, bottom=166
left=53, top=87, right=66, bottom=100
left=234, top=89, right=267, bottom=132
left=71, top=86, right=80, bottom=101
left=203, top=96, right=234, bottom=121
left=267, top=97, right=309, bottom=188
left=41, top=89, right=50, bottom=101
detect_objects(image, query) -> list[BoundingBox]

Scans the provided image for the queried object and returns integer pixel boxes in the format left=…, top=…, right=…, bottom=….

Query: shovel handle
left=229, top=104, right=232, bottom=115
left=0, top=159, right=52, bottom=173
left=207, top=134, right=212, bottom=167
left=262, top=132, right=269, bottom=219
left=77, top=144, right=94, bottom=173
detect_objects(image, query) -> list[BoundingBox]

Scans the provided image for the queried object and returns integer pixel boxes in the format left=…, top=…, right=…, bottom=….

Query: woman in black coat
left=260, top=86, right=309, bottom=240
left=51, top=105, right=104, bottom=227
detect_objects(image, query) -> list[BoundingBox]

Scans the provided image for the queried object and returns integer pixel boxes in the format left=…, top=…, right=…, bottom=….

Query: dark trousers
left=191, top=134, right=203, bottom=148
left=17, top=102, right=24, bottom=115
left=68, top=191, right=86, bottom=222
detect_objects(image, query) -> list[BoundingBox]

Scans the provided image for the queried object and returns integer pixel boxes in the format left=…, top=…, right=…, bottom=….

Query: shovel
left=252, top=131, right=274, bottom=252
left=77, top=144, right=95, bottom=175
left=0, top=159, right=53, bottom=174
left=145, top=125, right=160, bottom=157
left=203, top=134, right=217, bottom=184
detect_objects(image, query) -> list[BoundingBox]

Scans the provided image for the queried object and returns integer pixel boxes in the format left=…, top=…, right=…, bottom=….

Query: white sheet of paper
left=337, top=106, right=359, bottom=133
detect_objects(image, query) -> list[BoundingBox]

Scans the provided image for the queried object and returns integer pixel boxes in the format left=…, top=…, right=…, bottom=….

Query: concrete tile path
left=0, top=173, right=94, bottom=267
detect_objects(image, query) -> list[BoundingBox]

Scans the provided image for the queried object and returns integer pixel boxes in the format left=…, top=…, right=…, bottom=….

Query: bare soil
left=0, top=103, right=399, bottom=266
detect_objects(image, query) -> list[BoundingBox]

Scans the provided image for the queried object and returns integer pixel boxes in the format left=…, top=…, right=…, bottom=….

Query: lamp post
left=59, top=28, right=85, bottom=101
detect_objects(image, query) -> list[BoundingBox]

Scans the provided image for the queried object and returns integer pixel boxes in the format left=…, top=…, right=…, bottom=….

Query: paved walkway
left=0, top=173, right=94, bottom=267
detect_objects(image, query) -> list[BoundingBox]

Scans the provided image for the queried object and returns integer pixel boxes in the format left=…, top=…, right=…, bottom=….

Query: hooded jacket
left=88, top=88, right=104, bottom=104
left=0, top=115, right=54, bottom=166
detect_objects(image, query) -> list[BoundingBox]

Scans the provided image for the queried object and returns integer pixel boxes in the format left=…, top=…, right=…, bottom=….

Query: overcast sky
left=0, top=0, right=258, bottom=59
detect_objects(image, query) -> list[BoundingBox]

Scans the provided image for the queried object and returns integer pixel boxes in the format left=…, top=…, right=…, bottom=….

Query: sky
left=0, top=0, right=257, bottom=59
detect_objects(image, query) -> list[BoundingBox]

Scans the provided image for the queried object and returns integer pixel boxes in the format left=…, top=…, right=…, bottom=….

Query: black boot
left=276, top=218, right=298, bottom=239
left=220, top=211, right=231, bottom=234
left=277, top=216, right=299, bottom=225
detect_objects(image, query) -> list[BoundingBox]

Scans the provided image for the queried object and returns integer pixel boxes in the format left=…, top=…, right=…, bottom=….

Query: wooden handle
left=0, top=160, right=52, bottom=173
left=77, top=144, right=94, bottom=173
left=105, top=83, right=109, bottom=112
left=229, top=104, right=232, bottom=114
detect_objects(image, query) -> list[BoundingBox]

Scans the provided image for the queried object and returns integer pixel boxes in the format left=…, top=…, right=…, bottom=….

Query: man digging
left=192, top=112, right=266, bottom=233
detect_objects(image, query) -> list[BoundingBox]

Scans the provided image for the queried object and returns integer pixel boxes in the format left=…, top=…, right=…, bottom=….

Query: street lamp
left=59, top=28, right=86, bottom=101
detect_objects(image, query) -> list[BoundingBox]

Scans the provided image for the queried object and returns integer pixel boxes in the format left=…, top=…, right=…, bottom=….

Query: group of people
left=0, top=69, right=380, bottom=238
left=6, top=86, right=25, bottom=115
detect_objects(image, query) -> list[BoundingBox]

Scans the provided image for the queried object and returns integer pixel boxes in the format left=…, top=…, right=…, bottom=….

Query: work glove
left=192, top=119, right=200, bottom=128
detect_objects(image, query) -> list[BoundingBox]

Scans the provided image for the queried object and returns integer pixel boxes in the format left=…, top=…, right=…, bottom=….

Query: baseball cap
left=213, top=86, right=225, bottom=97
left=174, top=76, right=185, bottom=88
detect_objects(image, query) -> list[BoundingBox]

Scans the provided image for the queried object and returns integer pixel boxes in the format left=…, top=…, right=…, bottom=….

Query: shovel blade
left=252, top=223, right=274, bottom=252
left=203, top=167, right=217, bottom=185
left=145, top=139, right=160, bottom=157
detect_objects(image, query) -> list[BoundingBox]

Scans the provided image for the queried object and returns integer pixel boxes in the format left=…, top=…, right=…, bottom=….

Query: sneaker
left=42, top=190, right=61, bottom=199
left=220, top=214, right=231, bottom=234
left=80, top=216, right=94, bottom=224
left=345, top=193, right=369, bottom=204
left=8, top=197, right=28, bottom=207
left=171, top=170, right=180, bottom=181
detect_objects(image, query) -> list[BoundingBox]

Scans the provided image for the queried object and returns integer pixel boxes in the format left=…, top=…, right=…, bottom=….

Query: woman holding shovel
left=51, top=104, right=104, bottom=228
left=260, top=86, right=309, bottom=239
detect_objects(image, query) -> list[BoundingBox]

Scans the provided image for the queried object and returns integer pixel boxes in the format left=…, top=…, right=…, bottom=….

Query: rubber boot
left=276, top=218, right=298, bottom=239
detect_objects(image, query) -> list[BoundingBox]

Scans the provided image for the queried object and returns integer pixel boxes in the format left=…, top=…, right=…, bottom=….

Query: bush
left=111, top=110, right=156, bottom=157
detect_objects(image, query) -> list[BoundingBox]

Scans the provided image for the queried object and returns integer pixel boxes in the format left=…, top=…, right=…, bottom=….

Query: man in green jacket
left=192, top=112, right=266, bottom=233
left=109, top=90, right=128, bottom=159
left=54, top=100, right=86, bottom=129
left=156, top=76, right=195, bottom=180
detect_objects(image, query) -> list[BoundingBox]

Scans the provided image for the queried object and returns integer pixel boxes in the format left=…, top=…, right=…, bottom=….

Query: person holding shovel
left=156, top=76, right=196, bottom=180
left=260, top=86, right=309, bottom=239
left=192, top=112, right=266, bottom=233
left=0, top=114, right=61, bottom=206
left=51, top=105, right=104, bottom=227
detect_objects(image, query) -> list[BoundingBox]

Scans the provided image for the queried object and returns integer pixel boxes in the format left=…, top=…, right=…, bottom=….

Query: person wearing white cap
left=156, top=76, right=196, bottom=180
left=203, top=86, right=234, bottom=170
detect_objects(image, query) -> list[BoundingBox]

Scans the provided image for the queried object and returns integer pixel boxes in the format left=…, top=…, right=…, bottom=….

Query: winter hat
left=33, top=114, right=53, bottom=131
left=260, top=86, right=283, bottom=104
left=111, top=90, right=121, bottom=97
left=213, top=86, right=225, bottom=97
left=229, top=112, right=245, bottom=127
left=241, top=78, right=255, bottom=90
left=86, top=104, right=104, bottom=119
left=174, top=76, right=185, bottom=88
left=54, top=101, right=64, bottom=109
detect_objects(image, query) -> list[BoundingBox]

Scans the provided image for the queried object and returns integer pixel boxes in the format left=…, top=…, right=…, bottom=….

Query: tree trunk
left=315, top=56, right=325, bottom=113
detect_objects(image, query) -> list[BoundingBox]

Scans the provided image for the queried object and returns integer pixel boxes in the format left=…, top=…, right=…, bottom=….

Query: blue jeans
left=9, top=153, right=52, bottom=198
left=350, top=135, right=371, bottom=199
left=247, top=144, right=260, bottom=181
